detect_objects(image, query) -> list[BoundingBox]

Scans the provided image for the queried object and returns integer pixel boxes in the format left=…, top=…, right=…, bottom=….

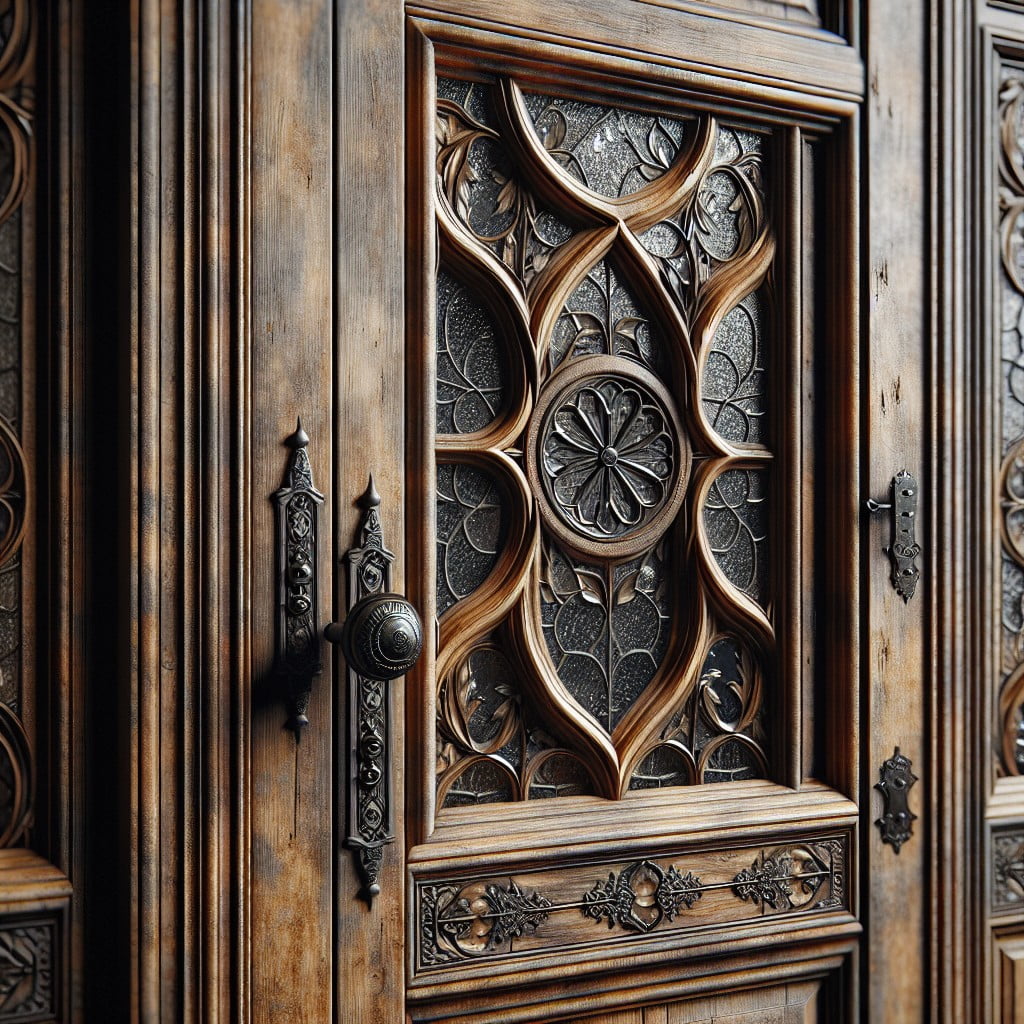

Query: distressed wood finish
left=863, top=1, right=929, bottom=1018
left=39, top=0, right=988, bottom=1019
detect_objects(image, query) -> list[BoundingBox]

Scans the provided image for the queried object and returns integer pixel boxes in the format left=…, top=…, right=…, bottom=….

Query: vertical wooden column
left=863, top=1, right=929, bottom=1018
left=334, top=2, right=406, bottom=1021
left=249, top=1, right=334, bottom=1021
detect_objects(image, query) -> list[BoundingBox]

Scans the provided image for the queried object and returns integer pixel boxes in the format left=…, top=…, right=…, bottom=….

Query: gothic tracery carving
left=432, top=74, right=775, bottom=803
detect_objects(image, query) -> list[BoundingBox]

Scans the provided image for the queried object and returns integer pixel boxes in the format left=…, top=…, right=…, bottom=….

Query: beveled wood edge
left=408, top=0, right=863, bottom=110
left=408, top=910, right=857, bottom=997
left=406, top=923, right=859, bottom=1021
left=0, top=848, right=74, bottom=904
left=636, top=0, right=824, bottom=36
left=411, top=779, right=858, bottom=865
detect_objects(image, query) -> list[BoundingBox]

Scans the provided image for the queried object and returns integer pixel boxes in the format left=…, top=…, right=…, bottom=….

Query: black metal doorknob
left=325, top=593, right=423, bottom=681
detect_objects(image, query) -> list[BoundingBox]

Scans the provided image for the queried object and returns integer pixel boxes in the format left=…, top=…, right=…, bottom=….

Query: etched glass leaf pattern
left=629, top=743, right=695, bottom=789
left=527, top=752, right=595, bottom=799
left=1005, top=553, right=1024, bottom=674
left=436, top=77, right=573, bottom=287
left=436, top=269, right=507, bottom=434
left=540, top=542, right=669, bottom=732
left=440, top=757, right=518, bottom=808
left=1004, top=267, right=1024, bottom=452
left=638, top=123, right=765, bottom=325
left=436, top=641, right=599, bottom=804
left=438, top=644, right=524, bottom=770
left=700, top=738, right=764, bottom=783
left=703, top=469, right=768, bottom=603
left=436, top=463, right=506, bottom=615
left=629, top=638, right=765, bottom=789
left=550, top=260, right=661, bottom=371
left=521, top=91, right=687, bottom=197
left=702, top=290, right=767, bottom=445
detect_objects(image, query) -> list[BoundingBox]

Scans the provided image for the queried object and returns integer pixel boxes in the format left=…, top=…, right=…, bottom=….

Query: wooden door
left=238, top=1, right=931, bottom=1022
left=98, top=0, right=936, bottom=1020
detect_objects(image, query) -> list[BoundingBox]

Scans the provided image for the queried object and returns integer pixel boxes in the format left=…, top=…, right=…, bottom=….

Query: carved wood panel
left=413, top=834, right=847, bottom=975
left=430, top=71, right=775, bottom=809
left=0, top=917, right=56, bottom=1022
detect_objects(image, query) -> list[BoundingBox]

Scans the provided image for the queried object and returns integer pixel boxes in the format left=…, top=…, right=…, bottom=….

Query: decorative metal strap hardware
left=866, top=469, right=921, bottom=603
left=272, top=419, right=324, bottom=741
left=324, top=476, right=423, bottom=905
left=874, top=746, right=917, bottom=854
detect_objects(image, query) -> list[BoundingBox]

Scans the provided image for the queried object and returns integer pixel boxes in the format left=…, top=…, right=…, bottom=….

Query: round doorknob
left=325, top=593, right=423, bottom=680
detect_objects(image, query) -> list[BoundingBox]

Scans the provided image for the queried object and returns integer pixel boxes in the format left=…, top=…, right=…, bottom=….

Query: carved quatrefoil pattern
left=433, top=76, right=774, bottom=804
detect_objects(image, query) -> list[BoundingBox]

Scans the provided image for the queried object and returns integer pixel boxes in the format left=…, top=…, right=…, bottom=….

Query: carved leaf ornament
left=433, top=76, right=774, bottom=804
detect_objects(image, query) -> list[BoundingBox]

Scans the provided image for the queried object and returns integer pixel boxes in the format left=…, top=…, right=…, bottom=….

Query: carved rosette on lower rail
left=415, top=836, right=847, bottom=970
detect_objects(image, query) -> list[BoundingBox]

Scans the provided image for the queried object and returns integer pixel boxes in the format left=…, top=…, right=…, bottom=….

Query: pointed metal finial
left=287, top=417, right=310, bottom=449
left=286, top=708, right=309, bottom=743
left=359, top=473, right=381, bottom=510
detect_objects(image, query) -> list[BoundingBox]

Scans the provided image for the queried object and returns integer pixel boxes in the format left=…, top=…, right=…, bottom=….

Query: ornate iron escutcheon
left=272, top=420, right=324, bottom=740
left=866, top=469, right=921, bottom=603
left=324, top=477, right=423, bottom=904
left=874, top=747, right=918, bottom=853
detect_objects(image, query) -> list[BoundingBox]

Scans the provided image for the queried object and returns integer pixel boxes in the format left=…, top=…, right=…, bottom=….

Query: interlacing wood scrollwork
left=432, top=73, right=774, bottom=805
left=415, top=838, right=846, bottom=970
left=996, top=72, right=1024, bottom=774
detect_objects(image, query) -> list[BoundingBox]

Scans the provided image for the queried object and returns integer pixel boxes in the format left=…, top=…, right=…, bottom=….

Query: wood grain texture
left=863, top=0, right=929, bottom=1019
left=249, top=0, right=333, bottom=1021
left=403, top=6, right=867, bottom=1022
left=408, top=0, right=862, bottom=110
left=996, top=927, right=1024, bottom=1023
left=124, top=0, right=251, bottom=1020
left=931, top=0, right=976, bottom=1017
left=334, top=1, right=407, bottom=1021
left=407, top=932, right=856, bottom=1022
left=77, top=0, right=973, bottom=1019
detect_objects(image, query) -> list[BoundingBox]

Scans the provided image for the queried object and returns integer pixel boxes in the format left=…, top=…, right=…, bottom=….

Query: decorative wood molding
left=995, top=927, right=1024, bottom=1023
left=124, top=0, right=251, bottom=1019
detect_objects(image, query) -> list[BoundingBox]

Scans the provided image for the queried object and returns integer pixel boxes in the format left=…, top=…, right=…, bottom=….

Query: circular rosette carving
left=527, top=355, right=689, bottom=559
